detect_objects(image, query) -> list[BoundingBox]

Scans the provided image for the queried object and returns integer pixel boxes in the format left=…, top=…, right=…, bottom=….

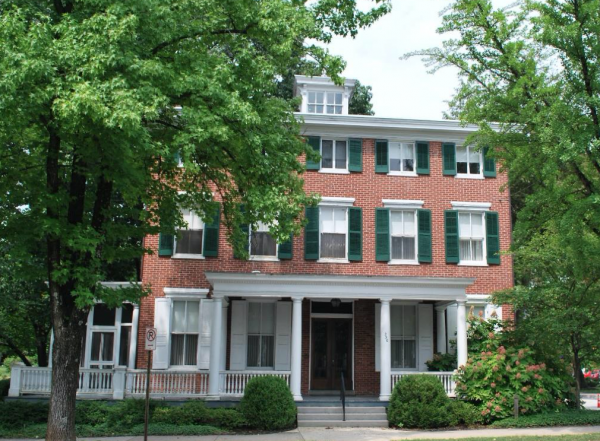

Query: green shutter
left=375, top=140, right=389, bottom=173
left=348, top=207, right=362, bottom=261
left=416, top=141, right=430, bottom=175
left=348, top=138, right=363, bottom=172
left=304, top=206, right=319, bottom=260
left=442, top=142, right=456, bottom=176
left=375, top=208, right=390, bottom=262
left=158, top=233, right=174, bottom=256
left=203, top=202, right=220, bottom=257
left=234, top=204, right=250, bottom=259
left=305, top=136, right=321, bottom=170
left=417, top=209, right=432, bottom=263
left=486, top=211, right=500, bottom=264
left=278, top=234, right=293, bottom=260
left=483, top=147, right=497, bottom=177
left=444, top=210, right=459, bottom=263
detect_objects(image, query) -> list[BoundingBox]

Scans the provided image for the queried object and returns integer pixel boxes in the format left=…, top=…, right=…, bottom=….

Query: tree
left=349, top=80, right=375, bottom=115
left=0, top=0, right=389, bottom=439
left=406, top=0, right=600, bottom=407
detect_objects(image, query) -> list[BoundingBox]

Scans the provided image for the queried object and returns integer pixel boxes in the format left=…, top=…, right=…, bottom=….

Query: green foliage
left=0, top=379, right=9, bottom=400
left=239, top=376, right=296, bottom=430
left=152, top=401, right=247, bottom=430
left=426, top=351, right=457, bottom=372
left=455, top=316, right=575, bottom=422
left=490, top=410, right=600, bottom=428
left=0, top=401, right=48, bottom=429
left=387, top=374, right=454, bottom=429
left=447, top=400, right=484, bottom=426
left=349, top=80, right=375, bottom=115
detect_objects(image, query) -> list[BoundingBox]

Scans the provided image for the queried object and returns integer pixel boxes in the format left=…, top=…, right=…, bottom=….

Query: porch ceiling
left=205, top=272, right=474, bottom=302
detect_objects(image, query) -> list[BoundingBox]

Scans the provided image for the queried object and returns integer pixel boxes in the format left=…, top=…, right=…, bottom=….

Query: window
left=170, top=300, right=200, bottom=366
left=119, top=303, right=134, bottom=367
left=307, top=91, right=343, bottom=114
left=175, top=209, right=204, bottom=255
left=320, top=207, right=347, bottom=259
left=390, top=211, right=417, bottom=261
left=391, top=305, right=417, bottom=369
left=250, top=222, right=277, bottom=258
left=389, top=142, right=415, bottom=173
left=458, top=212, right=485, bottom=263
left=456, top=146, right=482, bottom=176
left=247, top=302, right=275, bottom=368
left=321, top=139, right=347, bottom=170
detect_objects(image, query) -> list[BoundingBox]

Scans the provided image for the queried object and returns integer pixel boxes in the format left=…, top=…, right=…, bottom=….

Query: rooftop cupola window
left=294, top=75, right=356, bottom=116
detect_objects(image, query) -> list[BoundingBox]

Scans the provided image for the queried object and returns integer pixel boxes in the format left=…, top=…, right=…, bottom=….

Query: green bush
left=76, top=400, right=110, bottom=426
left=0, top=379, right=10, bottom=400
left=490, top=409, right=600, bottom=428
left=239, top=376, right=296, bottom=430
left=387, top=374, right=453, bottom=429
left=0, top=401, right=48, bottom=429
left=447, top=400, right=484, bottom=426
left=426, top=352, right=457, bottom=372
left=105, top=398, right=165, bottom=430
left=152, top=401, right=247, bottom=430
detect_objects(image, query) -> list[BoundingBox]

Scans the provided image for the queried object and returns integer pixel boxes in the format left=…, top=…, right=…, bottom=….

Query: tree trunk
left=36, top=337, right=49, bottom=368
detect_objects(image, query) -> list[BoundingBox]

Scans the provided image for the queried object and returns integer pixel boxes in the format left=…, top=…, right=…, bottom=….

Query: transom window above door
left=321, top=140, right=347, bottom=171
left=307, top=91, right=343, bottom=114
left=389, top=142, right=415, bottom=174
left=175, top=209, right=204, bottom=256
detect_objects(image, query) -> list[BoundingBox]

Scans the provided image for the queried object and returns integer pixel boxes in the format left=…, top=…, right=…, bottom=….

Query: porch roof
left=205, top=272, right=475, bottom=302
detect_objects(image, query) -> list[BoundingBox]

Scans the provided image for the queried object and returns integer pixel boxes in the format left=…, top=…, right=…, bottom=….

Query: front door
left=311, top=319, right=352, bottom=390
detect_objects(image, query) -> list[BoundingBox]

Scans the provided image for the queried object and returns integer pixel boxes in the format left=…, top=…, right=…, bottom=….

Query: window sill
left=387, top=171, right=418, bottom=177
left=458, top=261, right=488, bottom=267
left=317, top=258, right=350, bottom=264
left=249, top=256, right=280, bottom=262
left=388, top=260, right=420, bottom=266
left=319, top=169, right=350, bottom=175
left=455, top=174, right=484, bottom=180
left=172, top=254, right=205, bottom=260
left=167, top=366, right=202, bottom=372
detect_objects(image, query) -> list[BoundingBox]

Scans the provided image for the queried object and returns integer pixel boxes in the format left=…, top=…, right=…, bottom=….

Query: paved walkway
left=5, top=425, right=600, bottom=441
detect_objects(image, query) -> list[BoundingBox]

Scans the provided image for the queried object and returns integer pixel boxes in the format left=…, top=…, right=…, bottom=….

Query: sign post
left=144, top=327, right=157, bottom=441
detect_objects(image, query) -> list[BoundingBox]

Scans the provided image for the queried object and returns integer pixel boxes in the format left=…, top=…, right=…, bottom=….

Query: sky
left=326, top=0, right=513, bottom=120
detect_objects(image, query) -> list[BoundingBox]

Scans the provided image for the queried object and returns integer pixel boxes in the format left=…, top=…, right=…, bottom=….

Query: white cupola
left=294, top=75, right=357, bottom=115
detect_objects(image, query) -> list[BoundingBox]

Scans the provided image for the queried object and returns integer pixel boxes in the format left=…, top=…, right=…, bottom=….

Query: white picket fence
left=220, top=371, right=291, bottom=396
left=391, top=371, right=456, bottom=396
left=15, top=366, right=115, bottom=395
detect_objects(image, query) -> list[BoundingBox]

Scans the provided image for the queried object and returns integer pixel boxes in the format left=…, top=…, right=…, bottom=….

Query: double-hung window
left=175, top=209, right=204, bottom=256
left=458, top=212, right=485, bottom=263
left=118, top=304, right=134, bottom=367
left=89, top=304, right=116, bottom=370
left=456, top=146, right=482, bottom=176
left=389, top=142, right=415, bottom=174
left=307, top=92, right=343, bottom=114
left=170, top=300, right=200, bottom=366
left=390, top=211, right=417, bottom=261
left=321, top=139, right=347, bottom=170
left=250, top=222, right=277, bottom=258
left=391, top=305, right=417, bottom=369
left=247, top=302, right=275, bottom=368
left=320, top=207, right=347, bottom=259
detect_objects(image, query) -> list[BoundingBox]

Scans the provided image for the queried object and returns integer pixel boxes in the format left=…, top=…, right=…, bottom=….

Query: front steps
left=297, top=400, right=388, bottom=427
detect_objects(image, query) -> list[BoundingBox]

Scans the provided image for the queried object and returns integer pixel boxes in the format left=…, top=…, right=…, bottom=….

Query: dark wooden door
left=311, top=319, right=352, bottom=390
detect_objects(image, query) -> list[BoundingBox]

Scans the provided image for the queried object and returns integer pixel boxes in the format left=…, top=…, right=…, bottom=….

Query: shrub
left=490, top=409, right=600, bottom=428
left=105, top=398, right=165, bottom=430
left=152, top=401, right=247, bottom=430
left=426, top=352, right=457, bottom=372
left=76, top=400, right=110, bottom=426
left=239, top=376, right=296, bottom=430
left=387, top=374, right=453, bottom=429
left=0, top=401, right=48, bottom=429
left=0, top=379, right=10, bottom=400
left=447, top=400, right=484, bottom=426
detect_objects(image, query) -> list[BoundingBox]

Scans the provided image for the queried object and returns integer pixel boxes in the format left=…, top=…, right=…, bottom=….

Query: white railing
left=78, top=369, right=114, bottom=394
left=126, top=370, right=209, bottom=396
left=391, top=371, right=456, bottom=396
left=17, top=366, right=114, bottom=395
left=19, top=366, right=52, bottom=394
left=220, top=371, right=291, bottom=396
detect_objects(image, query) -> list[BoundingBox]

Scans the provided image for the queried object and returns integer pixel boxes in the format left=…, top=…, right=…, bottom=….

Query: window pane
left=403, top=211, right=415, bottom=235
left=391, top=340, right=403, bottom=368
left=401, top=237, right=415, bottom=260
left=121, top=304, right=134, bottom=324
left=176, top=230, right=203, bottom=254
left=389, top=142, right=401, bottom=171
left=119, top=326, right=131, bottom=366
left=334, top=106, right=342, bottom=114
left=172, top=301, right=186, bottom=332
left=184, top=335, right=198, bottom=365
left=321, top=207, right=334, bottom=233
left=316, top=92, right=324, bottom=104
left=320, top=233, right=346, bottom=258
left=469, top=162, right=481, bottom=174
left=459, top=213, right=471, bottom=238
left=93, top=304, right=116, bottom=326
left=316, top=105, right=324, bottom=113
left=170, top=334, right=184, bottom=365
left=261, top=335, right=274, bottom=367
left=189, top=212, right=203, bottom=230
left=335, top=93, right=342, bottom=105
left=392, top=236, right=408, bottom=260
left=307, top=104, right=315, bottom=113
left=260, top=303, right=275, bottom=335
left=186, top=301, right=199, bottom=333
left=471, top=214, right=484, bottom=238
left=403, top=307, right=417, bottom=337
left=247, top=335, right=260, bottom=367
left=460, top=239, right=472, bottom=261
left=326, top=105, right=334, bottom=114
left=91, top=332, right=114, bottom=362
left=333, top=207, right=347, bottom=233
left=390, top=211, right=403, bottom=235
left=402, top=144, right=414, bottom=172
left=404, top=340, right=417, bottom=368
left=457, top=162, right=468, bottom=174
left=335, top=141, right=347, bottom=169
left=251, top=231, right=277, bottom=256
left=308, top=92, right=316, bottom=103
left=322, top=140, right=333, bottom=168
left=327, top=92, right=335, bottom=104
left=248, top=302, right=261, bottom=334
left=391, top=306, right=402, bottom=337
left=456, top=146, right=468, bottom=162
left=472, top=240, right=484, bottom=261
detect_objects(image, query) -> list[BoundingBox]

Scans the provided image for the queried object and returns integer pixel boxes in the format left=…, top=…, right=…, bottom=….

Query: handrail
left=340, top=371, right=346, bottom=422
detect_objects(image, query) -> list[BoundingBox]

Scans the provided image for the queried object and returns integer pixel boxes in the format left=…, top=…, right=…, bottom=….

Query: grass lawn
left=406, top=436, right=600, bottom=441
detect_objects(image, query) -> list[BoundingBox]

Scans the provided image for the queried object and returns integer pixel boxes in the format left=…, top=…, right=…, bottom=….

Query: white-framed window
left=174, top=209, right=204, bottom=256
left=307, top=91, right=343, bottom=114
left=456, top=145, right=482, bottom=176
left=118, top=303, right=134, bottom=367
left=170, top=300, right=200, bottom=366
left=458, top=212, right=485, bottom=263
left=389, top=142, right=415, bottom=174
left=321, top=139, right=347, bottom=170
left=391, top=305, right=417, bottom=369
left=390, top=210, right=417, bottom=262
left=250, top=222, right=278, bottom=258
left=247, top=302, right=275, bottom=368
left=320, top=206, right=347, bottom=259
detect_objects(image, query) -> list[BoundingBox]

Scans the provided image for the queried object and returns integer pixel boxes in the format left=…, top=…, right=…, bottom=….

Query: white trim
left=466, top=294, right=491, bottom=305
left=317, top=258, right=350, bottom=264
left=455, top=175, right=484, bottom=180
left=383, top=199, right=424, bottom=210
left=458, top=262, right=489, bottom=267
left=172, top=254, right=205, bottom=260
left=248, top=256, right=280, bottom=262
left=163, top=287, right=210, bottom=298
left=319, top=169, right=350, bottom=175
left=389, top=260, right=419, bottom=266
left=319, top=197, right=355, bottom=207
left=387, top=171, right=418, bottom=177
left=451, top=201, right=491, bottom=211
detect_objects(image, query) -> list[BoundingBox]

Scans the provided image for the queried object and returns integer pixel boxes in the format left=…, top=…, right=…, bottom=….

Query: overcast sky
left=326, top=0, right=513, bottom=120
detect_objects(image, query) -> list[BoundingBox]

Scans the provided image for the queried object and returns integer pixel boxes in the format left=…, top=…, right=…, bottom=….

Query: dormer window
left=308, top=92, right=343, bottom=114
left=295, top=75, right=356, bottom=116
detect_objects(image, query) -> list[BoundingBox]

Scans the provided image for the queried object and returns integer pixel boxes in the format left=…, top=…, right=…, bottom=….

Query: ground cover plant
left=490, top=410, right=600, bottom=429
left=406, top=436, right=600, bottom=441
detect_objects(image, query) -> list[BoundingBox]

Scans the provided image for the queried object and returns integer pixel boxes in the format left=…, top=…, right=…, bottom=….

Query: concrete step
left=297, top=420, right=389, bottom=428
left=298, top=406, right=386, bottom=415
left=298, top=413, right=386, bottom=421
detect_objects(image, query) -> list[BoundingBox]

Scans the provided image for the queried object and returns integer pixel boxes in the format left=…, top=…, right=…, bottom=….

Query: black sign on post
left=144, top=328, right=156, bottom=441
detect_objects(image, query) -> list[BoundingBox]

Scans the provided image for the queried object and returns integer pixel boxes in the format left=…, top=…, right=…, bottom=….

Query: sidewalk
left=6, top=425, right=600, bottom=441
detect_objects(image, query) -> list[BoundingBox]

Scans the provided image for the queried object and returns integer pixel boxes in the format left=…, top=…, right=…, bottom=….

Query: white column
left=112, top=366, right=127, bottom=400
left=436, top=305, right=447, bottom=354
left=379, top=298, right=392, bottom=401
left=208, top=297, right=223, bottom=397
left=128, top=305, right=140, bottom=369
left=220, top=300, right=228, bottom=371
left=8, top=363, right=24, bottom=397
left=290, top=297, right=303, bottom=401
left=456, top=300, right=468, bottom=368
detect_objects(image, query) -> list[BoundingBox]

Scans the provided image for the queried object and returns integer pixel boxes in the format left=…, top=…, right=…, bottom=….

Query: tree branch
left=151, top=24, right=256, bottom=55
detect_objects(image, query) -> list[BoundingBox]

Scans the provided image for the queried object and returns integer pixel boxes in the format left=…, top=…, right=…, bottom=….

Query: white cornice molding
left=206, top=272, right=473, bottom=302
left=163, top=287, right=209, bottom=299
left=319, top=196, right=355, bottom=207
left=451, top=201, right=492, bottom=212
left=382, top=199, right=424, bottom=210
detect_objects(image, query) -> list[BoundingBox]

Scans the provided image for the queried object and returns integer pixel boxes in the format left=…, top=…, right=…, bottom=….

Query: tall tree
left=349, top=80, right=375, bottom=115
left=0, top=0, right=389, bottom=439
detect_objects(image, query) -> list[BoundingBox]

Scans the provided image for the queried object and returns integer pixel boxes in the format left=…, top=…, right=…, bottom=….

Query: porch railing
left=17, top=366, right=114, bottom=395
left=126, top=370, right=209, bottom=396
left=220, top=370, right=291, bottom=396
left=391, top=371, right=456, bottom=396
